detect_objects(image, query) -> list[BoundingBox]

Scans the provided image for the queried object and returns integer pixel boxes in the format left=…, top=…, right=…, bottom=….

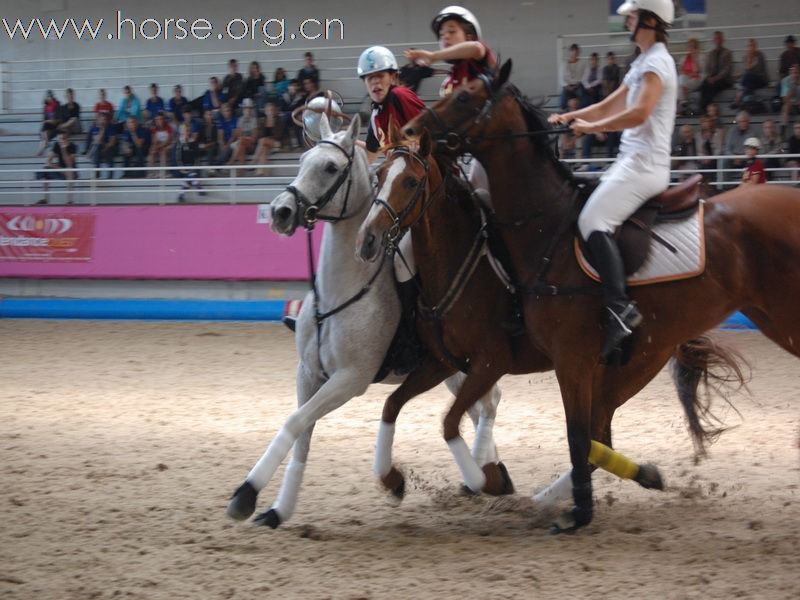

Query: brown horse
left=357, top=124, right=743, bottom=510
left=403, top=60, right=794, bottom=532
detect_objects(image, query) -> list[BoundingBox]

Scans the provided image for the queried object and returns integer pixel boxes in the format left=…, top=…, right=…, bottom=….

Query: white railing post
left=0, top=61, right=6, bottom=113
left=555, top=36, right=564, bottom=100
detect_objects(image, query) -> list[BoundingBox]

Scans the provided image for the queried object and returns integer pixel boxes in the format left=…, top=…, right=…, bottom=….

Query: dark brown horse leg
left=375, top=355, right=454, bottom=500
left=441, top=367, right=511, bottom=495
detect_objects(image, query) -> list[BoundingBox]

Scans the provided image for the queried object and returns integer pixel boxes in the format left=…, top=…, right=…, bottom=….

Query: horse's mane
left=504, top=84, right=577, bottom=185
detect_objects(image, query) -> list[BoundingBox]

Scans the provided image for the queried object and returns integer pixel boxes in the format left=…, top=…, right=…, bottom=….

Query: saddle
left=580, top=174, right=703, bottom=275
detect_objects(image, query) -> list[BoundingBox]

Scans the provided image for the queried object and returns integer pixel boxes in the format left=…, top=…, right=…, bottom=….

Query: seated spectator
left=37, top=90, right=61, bottom=156
left=732, top=38, right=769, bottom=109
left=760, top=119, right=785, bottom=176
left=144, top=83, right=165, bottom=125
left=303, top=78, right=319, bottom=99
left=580, top=52, right=602, bottom=107
left=786, top=121, right=800, bottom=185
left=215, top=103, right=238, bottom=166
left=243, top=60, right=266, bottom=106
left=167, top=85, right=189, bottom=123
left=196, top=109, right=219, bottom=167
left=175, top=110, right=203, bottom=202
left=724, top=110, right=754, bottom=173
left=696, top=115, right=726, bottom=176
left=35, top=131, right=77, bottom=205
left=222, top=59, right=244, bottom=108
left=699, top=31, right=733, bottom=112
left=601, top=51, right=621, bottom=99
left=297, top=52, right=320, bottom=88
left=672, top=124, right=699, bottom=178
left=252, top=101, right=281, bottom=175
left=273, top=67, right=289, bottom=99
left=777, top=35, right=800, bottom=100
left=84, top=111, right=116, bottom=179
left=741, top=137, right=767, bottom=184
left=279, top=79, right=307, bottom=149
left=781, top=64, right=800, bottom=131
left=201, top=77, right=227, bottom=115
left=115, top=85, right=142, bottom=127
left=147, top=111, right=173, bottom=178
left=705, top=102, right=724, bottom=133
left=57, top=88, right=81, bottom=136
left=119, top=116, right=150, bottom=177
left=678, top=38, right=702, bottom=115
left=94, top=88, right=113, bottom=116
left=229, top=98, right=261, bottom=172
left=560, top=43, right=583, bottom=109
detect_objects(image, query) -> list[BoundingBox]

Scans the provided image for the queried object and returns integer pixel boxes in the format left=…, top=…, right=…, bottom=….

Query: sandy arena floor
left=1, top=321, right=798, bottom=599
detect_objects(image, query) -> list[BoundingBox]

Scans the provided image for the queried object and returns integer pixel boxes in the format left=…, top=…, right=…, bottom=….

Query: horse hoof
left=550, top=507, right=592, bottom=535
left=253, top=508, right=282, bottom=529
left=635, top=463, right=665, bottom=491
left=497, top=462, right=515, bottom=495
left=459, top=483, right=479, bottom=496
left=226, top=481, right=258, bottom=521
left=381, top=467, right=406, bottom=503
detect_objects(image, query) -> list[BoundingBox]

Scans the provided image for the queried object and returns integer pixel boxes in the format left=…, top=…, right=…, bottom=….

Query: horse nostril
left=273, top=206, right=292, bottom=222
left=366, top=233, right=376, bottom=253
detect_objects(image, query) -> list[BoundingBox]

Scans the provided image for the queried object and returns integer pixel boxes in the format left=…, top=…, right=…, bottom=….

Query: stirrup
left=600, top=302, right=642, bottom=363
left=281, top=316, right=297, bottom=332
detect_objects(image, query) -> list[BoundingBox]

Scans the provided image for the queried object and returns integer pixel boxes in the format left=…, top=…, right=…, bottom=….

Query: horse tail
left=669, top=335, right=751, bottom=458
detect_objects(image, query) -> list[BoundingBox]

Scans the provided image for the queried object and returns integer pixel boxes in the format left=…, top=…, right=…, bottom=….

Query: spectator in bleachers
left=279, top=79, right=306, bottom=149
left=705, top=102, right=723, bottom=131
left=678, top=38, right=702, bottom=115
left=223, top=59, right=244, bottom=108
left=777, top=35, right=800, bottom=99
left=57, top=88, right=81, bottom=136
left=144, top=83, right=165, bottom=125
left=780, top=64, right=800, bottom=131
left=35, top=131, right=76, bottom=204
left=201, top=77, right=227, bottom=115
left=303, top=78, right=319, bottom=99
left=297, top=52, right=320, bottom=88
left=94, top=88, right=113, bottom=116
left=273, top=68, right=289, bottom=98
left=244, top=61, right=267, bottom=108
left=115, top=86, right=142, bottom=126
left=698, top=31, right=733, bottom=112
left=85, top=111, right=116, bottom=179
left=215, top=103, right=238, bottom=166
left=175, top=110, right=203, bottom=201
left=787, top=121, right=800, bottom=185
left=119, top=116, right=150, bottom=177
left=741, top=137, right=767, bottom=184
left=229, top=98, right=260, bottom=172
left=601, top=51, right=621, bottom=98
left=580, top=52, right=602, bottom=107
left=732, top=38, right=769, bottom=110
left=760, top=119, right=784, bottom=177
left=696, top=115, right=725, bottom=175
left=560, top=43, right=583, bottom=109
left=672, top=124, right=699, bottom=179
left=37, top=90, right=61, bottom=156
left=147, top=111, right=173, bottom=178
left=559, top=97, right=580, bottom=161
left=167, top=85, right=189, bottom=123
left=196, top=109, right=219, bottom=166
left=252, top=101, right=280, bottom=175
left=725, top=110, right=755, bottom=173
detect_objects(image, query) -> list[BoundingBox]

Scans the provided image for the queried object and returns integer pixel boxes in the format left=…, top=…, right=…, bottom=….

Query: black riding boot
left=586, top=231, right=643, bottom=363
left=392, top=278, right=422, bottom=375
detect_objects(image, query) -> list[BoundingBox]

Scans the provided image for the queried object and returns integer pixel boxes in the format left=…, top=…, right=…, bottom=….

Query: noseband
left=284, top=139, right=356, bottom=230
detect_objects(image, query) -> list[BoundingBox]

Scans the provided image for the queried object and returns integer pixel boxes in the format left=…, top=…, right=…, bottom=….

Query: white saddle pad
left=577, top=202, right=706, bottom=286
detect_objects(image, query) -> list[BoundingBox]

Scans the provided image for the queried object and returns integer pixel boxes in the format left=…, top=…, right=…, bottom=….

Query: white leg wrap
left=374, top=421, right=395, bottom=478
left=472, top=416, right=495, bottom=467
left=246, top=427, right=295, bottom=491
left=271, top=460, right=306, bottom=523
left=448, top=436, right=486, bottom=492
left=533, top=470, right=573, bottom=506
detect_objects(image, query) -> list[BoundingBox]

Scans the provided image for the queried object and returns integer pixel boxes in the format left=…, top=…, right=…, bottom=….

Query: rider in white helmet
left=549, top=0, right=677, bottom=362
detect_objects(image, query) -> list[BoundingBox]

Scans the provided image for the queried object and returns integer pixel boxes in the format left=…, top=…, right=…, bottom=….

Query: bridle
left=284, top=139, right=356, bottom=230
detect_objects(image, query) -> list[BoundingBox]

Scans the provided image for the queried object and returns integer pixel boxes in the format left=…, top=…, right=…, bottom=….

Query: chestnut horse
left=358, top=125, right=744, bottom=509
left=403, top=60, right=794, bottom=532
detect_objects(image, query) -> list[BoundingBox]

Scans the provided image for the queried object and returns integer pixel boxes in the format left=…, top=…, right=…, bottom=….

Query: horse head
left=270, top=113, right=366, bottom=236
left=356, top=129, right=436, bottom=263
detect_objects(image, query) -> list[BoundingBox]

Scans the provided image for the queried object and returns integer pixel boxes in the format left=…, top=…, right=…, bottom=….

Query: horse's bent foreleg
left=376, top=356, right=454, bottom=500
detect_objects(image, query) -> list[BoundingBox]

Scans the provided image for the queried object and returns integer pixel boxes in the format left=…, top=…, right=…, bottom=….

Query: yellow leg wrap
left=588, top=440, right=640, bottom=481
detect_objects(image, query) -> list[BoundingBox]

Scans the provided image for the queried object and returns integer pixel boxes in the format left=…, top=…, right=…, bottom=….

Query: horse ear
left=492, top=59, right=512, bottom=92
left=418, top=128, right=432, bottom=158
left=344, top=113, right=360, bottom=147
left=388, top=117, right=401, bottom=145
left=318, top=112, right=333, bottom=140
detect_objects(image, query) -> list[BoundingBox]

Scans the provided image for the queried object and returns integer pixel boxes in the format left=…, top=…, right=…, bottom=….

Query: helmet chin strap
left=629, top=12, right=661, bottom=42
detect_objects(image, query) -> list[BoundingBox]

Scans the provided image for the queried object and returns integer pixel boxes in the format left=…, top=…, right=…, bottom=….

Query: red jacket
left=365, top=86, right=425, bottom=153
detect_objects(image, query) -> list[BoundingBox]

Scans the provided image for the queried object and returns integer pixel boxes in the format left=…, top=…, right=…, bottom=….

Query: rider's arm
left=574, top=72, right=662, bottom=134
left=405, top=42, right=485, bottom=66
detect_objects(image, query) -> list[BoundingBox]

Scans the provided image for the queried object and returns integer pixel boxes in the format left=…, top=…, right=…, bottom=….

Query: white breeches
left=577, top=152, right=670, bottom=240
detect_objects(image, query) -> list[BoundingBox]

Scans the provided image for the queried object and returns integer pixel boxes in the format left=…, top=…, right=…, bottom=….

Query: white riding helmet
left=357, top=46, right=398, bottom=78
left=616, top=0, right=674, bottom=25
left=744, top=137, right=761, bottom=149
left=431, top=5, right=482, bottom=40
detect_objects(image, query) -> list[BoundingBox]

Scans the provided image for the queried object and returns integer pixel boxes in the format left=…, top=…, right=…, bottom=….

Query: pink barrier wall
left=0, top=205, right=322, bottom=280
